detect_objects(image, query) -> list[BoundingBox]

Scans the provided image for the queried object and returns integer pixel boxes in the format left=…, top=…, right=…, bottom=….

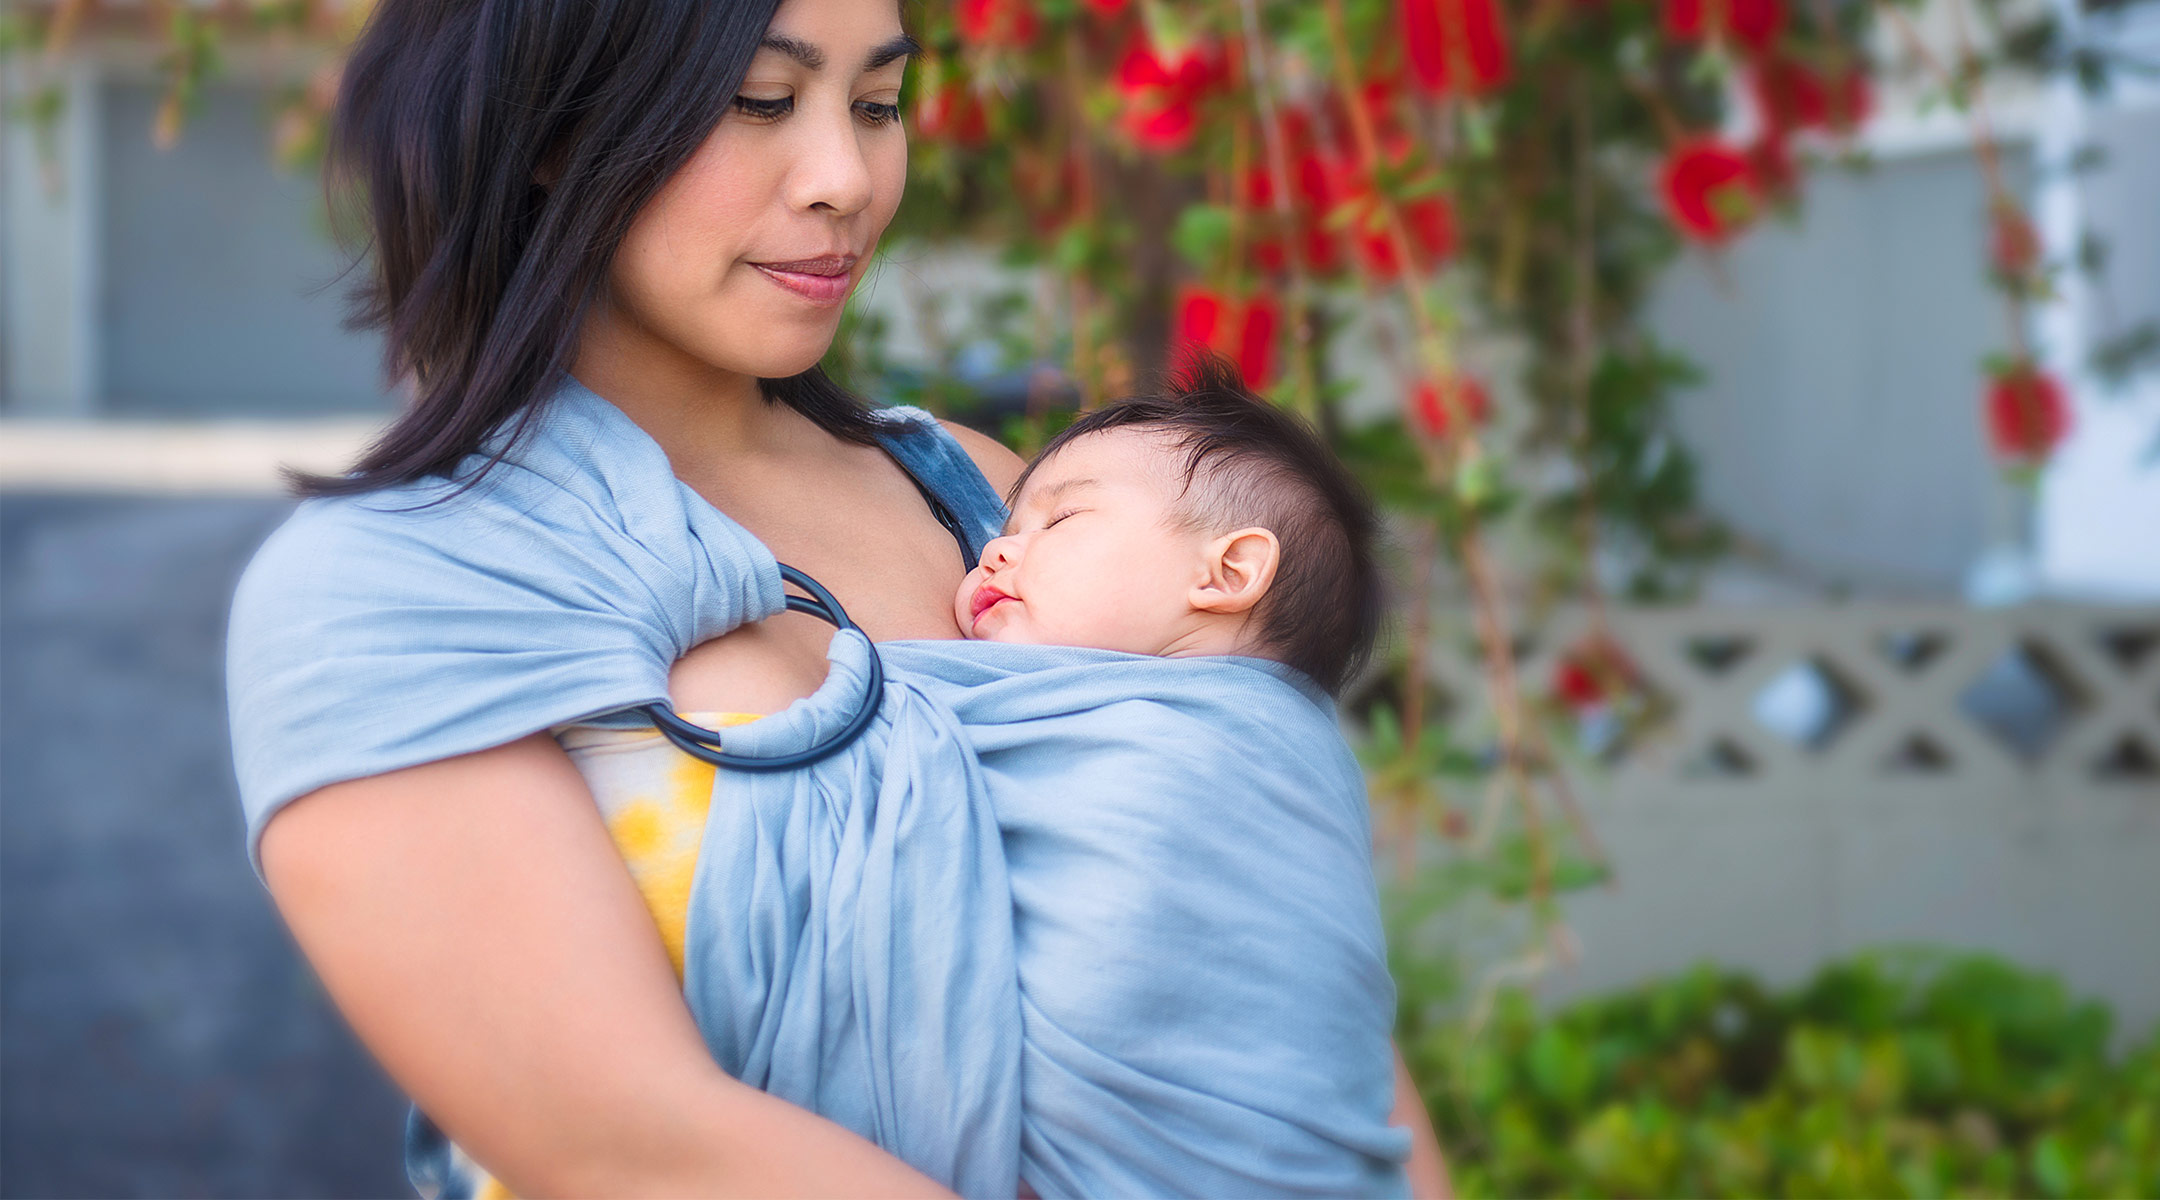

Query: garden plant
left=7, top=2, right=2157, bottom=1190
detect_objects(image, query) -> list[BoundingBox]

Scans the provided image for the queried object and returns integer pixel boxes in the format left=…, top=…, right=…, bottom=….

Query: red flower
left=1553, top=660, right=1606, bottom=710
left=1123, top=100, right=1199, bottom=151
left=1176, top=285, right=1229, bottom=350
left=1990, top=207, right=2042, bottom=278
left=1344, top=74, right=1413, bottom=149
left=1236, top=297, right=1282, bottom=387
left=1340, top=180, right=1454, bottom=281
left=915, top=83, right=988, bottom=147
left=1175, top=289, right=1282, bottom=387
left=1659, top=140, right=1763, bottom=243
left=1292, top=144, right=1344, bottom=211
left=1243, top=163, right=1291, bottom=272
left=1404, top=194, right=1457, bottom=267
left=1552, top=639, right=1637, bottom=711
left=1984, top=365, right=2072, bottom=462
left=1664, top=0, right=1786, bottom=50
left=1290, top=145, right=1353, bottom=274
left=956, top=0, right=1039, bottom=47
left=1114, top=35, right=1225, bottom=153
left=1402, top=0, right=1511, bottom=97
left=1409, top=373, right=1491, bottom=439
left=1082, top=0, right=1132, bottom=16
left=1355, top=220, right=1404, bottom=281
left=1751, top=55, right=1871, bottom=135
left=1300, top=223, right=1346, bottom=274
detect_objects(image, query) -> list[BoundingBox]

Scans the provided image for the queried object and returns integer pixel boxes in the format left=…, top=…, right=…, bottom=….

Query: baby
left=958, top=355, right=1383, bottom=697
left=664, top=356, right=1408, bottom=1198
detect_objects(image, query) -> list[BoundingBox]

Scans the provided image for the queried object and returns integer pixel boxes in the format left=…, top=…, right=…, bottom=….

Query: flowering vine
left=7, top=0, right=2147, bottom=993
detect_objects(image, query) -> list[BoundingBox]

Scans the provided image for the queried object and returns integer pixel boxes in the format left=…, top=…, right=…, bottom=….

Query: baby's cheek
left=952, top=583, right=977, bottom=638
left=954, top=566, right=995, bottom=640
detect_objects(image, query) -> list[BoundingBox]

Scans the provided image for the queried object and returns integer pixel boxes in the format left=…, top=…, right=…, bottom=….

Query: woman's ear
left=1190, top=527, right=1281, bottom=615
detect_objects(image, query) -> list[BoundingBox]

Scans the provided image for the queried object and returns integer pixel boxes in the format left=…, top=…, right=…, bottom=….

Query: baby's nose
left=981, top=535, right=1017, bottom=569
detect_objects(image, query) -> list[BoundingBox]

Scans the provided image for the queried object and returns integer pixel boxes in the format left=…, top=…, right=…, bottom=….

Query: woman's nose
left=790, top=104, right=876, bottom=217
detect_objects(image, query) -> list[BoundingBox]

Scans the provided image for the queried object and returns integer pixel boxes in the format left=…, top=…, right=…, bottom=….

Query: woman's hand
left=260, top=733, right=954, bottom=1199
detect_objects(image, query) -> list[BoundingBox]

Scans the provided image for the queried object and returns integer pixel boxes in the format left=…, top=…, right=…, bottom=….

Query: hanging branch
left=1235, top=0, right=1326, bottom=420
left=1320, top=0, right=1552, bottom=908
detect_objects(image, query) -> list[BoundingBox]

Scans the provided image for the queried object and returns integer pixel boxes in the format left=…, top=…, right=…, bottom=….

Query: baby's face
left=956, top=429, right=1214, bottom=653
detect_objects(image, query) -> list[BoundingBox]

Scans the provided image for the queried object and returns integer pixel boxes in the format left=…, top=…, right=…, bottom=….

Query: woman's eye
left=731, top=95, right=793, bottom=121
left=856, top=100, right=902, bottom=126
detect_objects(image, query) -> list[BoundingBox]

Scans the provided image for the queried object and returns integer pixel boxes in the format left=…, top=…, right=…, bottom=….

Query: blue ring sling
left=226, top=379, right=1409, bottom=1199
left=642, top=563, right=884, bottom=771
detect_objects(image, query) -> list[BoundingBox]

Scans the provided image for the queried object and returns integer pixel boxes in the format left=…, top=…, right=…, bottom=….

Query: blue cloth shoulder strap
left=869, top=406, right=1008, bottom=570
left=227, top=382, right=1008, bottom=871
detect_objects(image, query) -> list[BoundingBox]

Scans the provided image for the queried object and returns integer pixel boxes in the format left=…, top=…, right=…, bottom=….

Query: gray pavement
left=1, top=494, right=409, bottom=1199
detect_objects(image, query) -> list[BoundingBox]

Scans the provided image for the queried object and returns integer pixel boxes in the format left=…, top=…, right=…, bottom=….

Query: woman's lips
left=752, top=262, right=855, bottom=305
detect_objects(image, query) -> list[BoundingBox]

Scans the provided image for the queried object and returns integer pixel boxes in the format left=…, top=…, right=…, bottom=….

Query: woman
left=230, top=0, right=1447, bottom=1193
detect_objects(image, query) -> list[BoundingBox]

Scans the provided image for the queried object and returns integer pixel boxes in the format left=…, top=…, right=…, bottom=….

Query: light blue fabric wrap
left=226, top=378, right=1003, bottom=867
left=688, top=635, right=1411, bottom=1199
left=227, top=376, right=1408, bottom=1197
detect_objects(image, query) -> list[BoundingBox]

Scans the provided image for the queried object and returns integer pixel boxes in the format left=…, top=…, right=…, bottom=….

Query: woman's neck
left=569, top=299, right=810, bottom=473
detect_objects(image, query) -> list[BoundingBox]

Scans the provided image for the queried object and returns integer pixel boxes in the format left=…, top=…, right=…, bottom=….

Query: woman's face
left=601, top=0, right=912, bottom=382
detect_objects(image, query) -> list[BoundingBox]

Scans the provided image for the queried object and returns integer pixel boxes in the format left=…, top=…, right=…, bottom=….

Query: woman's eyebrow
left=759, top=34, right=826, bottom=70
left=865, top=34, right=922, bottom=72
left=757, top=33, right=921, bottom=73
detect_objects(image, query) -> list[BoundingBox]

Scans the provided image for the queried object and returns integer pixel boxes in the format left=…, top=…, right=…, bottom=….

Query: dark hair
left=296, top=0, right=885, bottom=496
left=1016, top=353, right=1385, bottom=696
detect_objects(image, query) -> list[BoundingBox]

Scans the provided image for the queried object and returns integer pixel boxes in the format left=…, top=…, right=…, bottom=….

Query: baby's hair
left=1014, top=352, right=1384, bottom=696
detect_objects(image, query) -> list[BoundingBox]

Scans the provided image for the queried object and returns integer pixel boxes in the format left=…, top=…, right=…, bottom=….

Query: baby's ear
left=1191, top=527, right=1281, bottom=615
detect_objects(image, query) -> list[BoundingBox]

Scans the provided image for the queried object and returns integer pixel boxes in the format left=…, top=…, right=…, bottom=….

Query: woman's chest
left=668, top=447, right=974, bottom=711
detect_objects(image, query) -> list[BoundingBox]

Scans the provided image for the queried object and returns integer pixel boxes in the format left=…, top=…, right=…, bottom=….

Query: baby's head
left=956, top=355, right=1383, bottom=695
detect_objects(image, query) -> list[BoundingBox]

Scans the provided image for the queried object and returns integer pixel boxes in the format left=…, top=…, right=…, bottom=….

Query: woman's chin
left=744, top=331, right=845, bottom=381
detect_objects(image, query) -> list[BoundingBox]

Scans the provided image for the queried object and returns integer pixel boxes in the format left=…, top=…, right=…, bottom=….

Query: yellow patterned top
left=558, top=712, right=763, bottom=977
left=454, top=712, right=762, bottom=1200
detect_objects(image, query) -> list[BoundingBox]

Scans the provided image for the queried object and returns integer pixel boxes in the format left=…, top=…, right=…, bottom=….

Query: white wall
left=99, top=82, right=392, bottom=417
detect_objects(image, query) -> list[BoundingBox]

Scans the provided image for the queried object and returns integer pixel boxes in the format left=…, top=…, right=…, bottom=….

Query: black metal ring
left=643, top=564, right=885, bottom=772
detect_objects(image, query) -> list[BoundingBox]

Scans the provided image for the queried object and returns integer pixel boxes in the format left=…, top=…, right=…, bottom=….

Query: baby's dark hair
left=1015, top=352, right=1384, bottom=696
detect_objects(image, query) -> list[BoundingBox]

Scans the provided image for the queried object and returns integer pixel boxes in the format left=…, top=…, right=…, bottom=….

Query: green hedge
left=1398, top=951, right=2160, bottom=1198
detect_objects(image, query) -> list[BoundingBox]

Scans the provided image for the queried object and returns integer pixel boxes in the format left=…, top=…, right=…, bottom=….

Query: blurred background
left=2, top=0, right=2157, bottom=1195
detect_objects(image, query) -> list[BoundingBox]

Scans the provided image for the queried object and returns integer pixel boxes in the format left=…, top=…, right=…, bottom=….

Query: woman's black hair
left=295, top=0, right=886, bottom=497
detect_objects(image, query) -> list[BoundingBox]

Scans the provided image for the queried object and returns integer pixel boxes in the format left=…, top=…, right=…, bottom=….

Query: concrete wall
left=1646, top=149, right=2034, bottom=595
left=100, top=83, right=393, bottom=417
left=2, top=72, right=393, bottom=418
left=1407, top=602, right=2160, bottom=1040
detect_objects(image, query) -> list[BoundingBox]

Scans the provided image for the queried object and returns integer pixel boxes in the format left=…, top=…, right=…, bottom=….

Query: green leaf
left=1051, top=226, right=1093, bottom=274
left=1454, top=453, right=1499, bottom=509
left=1169, top=203, right=1235, bottom=271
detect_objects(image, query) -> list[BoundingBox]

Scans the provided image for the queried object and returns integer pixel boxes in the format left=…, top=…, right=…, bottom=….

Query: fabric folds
left=687, top=635, right=1411, bottom=1198
left=226, top=376, right=1408, bottom=1195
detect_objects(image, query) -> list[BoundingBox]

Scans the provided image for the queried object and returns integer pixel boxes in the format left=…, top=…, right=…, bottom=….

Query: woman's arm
left=1393, top=1046, right=1454, bottom=1200
left=261, top=732, right=953, bottom=1199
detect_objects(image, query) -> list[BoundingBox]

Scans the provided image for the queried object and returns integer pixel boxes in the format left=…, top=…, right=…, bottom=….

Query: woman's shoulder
left=232, top=481, right=534, bottom=624
left=867, top=407, right=1017, bottom=554
left=935, top=417, right=1026, bottom=499
left=870, top=407, right=1022, bottom=491
left=224, top=480, right=705, bottom=861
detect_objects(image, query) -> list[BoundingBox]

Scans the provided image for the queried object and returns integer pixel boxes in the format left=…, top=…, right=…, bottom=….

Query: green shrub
left=1399, top=950, right=2160, bottom=1198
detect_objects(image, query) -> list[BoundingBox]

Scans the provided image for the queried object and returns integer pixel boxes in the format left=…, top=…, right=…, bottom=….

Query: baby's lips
left=970, top=583, right=1014, bottom=623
